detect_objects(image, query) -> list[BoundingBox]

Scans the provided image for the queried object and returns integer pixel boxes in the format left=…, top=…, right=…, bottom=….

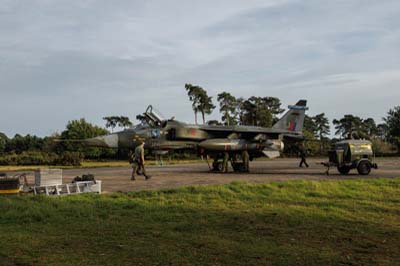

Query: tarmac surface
left=11, top=157, right=400, bottom=193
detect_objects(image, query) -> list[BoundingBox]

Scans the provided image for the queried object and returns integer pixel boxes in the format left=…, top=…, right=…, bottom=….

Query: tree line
left=185, top=84, right=284, bottom=127
left=0, top=85, right=399, bottom=166
left=185, top=84, right=400, bottom=154
left=0, top=119, right=116, bottom=166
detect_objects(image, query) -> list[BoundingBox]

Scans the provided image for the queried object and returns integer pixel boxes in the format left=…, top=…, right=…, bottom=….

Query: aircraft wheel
left=337, top=166, right=350, bottom=175
left=231, top=162, right=239, bottom=172
left=212, top=162, right=223, bottom=172
left=357, top=161, right=371, bottom=175
left=231, top=162, right=246, bottom=172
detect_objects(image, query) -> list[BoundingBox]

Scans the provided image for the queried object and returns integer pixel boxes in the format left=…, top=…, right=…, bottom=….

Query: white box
left=92, top=180, right=101, bottom=194
left=75, top=181, right=102, bottom=194
left=35, top=169, right=63, bottom=186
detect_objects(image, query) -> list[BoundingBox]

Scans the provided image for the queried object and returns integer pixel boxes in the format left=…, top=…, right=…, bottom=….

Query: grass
left=0, top=159, right=202, bottom=172
left=1, top=178, right=400, bottom=266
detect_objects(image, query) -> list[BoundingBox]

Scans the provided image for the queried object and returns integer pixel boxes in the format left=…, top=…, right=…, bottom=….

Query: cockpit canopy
left=145, top=105, right=165, bottom=124
left=136, top=105, right=168, bottom=129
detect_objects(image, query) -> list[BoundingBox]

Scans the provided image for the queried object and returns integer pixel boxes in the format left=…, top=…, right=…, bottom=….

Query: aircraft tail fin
left=272, top=100, right=308, bottom=132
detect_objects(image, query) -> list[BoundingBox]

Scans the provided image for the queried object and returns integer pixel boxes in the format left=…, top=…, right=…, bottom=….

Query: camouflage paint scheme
left=82, top=100, right=308, bottom=172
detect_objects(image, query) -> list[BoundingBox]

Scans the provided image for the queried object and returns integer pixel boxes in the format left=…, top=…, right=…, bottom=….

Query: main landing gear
left=210, top=151, right=250, bottom=173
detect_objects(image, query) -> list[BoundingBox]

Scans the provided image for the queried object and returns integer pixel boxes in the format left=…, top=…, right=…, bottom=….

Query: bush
left=17, top=151, right=59, bottom=165
left=56, top=152, right=83, bottom=166
left=0, top=151, right=57, bottom=165
left=372, top=139, right=397, bottom=156
left=0, top=151, right=83, bottom=166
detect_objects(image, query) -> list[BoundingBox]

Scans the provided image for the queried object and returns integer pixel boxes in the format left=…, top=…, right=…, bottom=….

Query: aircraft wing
left=200, top=99, right=308, bottom=141
left=199, top=125, right=286, bottom=139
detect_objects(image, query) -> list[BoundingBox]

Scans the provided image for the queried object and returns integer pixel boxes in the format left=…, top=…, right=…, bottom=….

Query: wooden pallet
left=33, top=181, right=102, bottom=196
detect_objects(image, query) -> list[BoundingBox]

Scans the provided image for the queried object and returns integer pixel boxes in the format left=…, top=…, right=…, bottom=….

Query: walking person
left=298, top=143, right=309, bottom=168
left=131, top=141, right=151, bottom=180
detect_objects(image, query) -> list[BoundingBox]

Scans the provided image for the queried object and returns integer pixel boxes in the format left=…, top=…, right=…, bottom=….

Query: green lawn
left=1, top=179, right=399, bottom=266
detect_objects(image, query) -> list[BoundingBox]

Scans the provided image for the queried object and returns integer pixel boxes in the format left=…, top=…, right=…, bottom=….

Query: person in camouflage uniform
left=298, top=143, right=309, bottom=168
left=242, top=150, right=250, bottom=172
left=222, top=152, right=229, bottom=173
left=130, top=142, right=151, bottom=180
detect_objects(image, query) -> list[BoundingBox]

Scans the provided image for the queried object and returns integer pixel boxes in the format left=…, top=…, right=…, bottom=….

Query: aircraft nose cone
left=84, top=134, right=119, bottom=148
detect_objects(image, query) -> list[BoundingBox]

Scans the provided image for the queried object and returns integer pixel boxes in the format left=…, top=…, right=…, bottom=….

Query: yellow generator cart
left=0, top=174, right=21, bottom=194
left=328, top=140, right=378, bottom=175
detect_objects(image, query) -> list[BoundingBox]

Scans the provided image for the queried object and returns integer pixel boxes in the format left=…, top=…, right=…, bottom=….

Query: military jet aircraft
left=81, top=100, right=308, bottom=172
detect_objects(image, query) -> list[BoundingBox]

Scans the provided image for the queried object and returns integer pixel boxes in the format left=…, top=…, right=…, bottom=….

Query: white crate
left=35, top=169, right=63, bottom=186
left=91, top=180, right=102, bottom=194
left=75, top=181, right=102, bottom=194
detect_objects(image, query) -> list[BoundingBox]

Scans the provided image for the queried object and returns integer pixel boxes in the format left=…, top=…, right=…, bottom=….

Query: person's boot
left=131, top=176, right=136, bottom=181
left=145, top=175, right=151, bottom=180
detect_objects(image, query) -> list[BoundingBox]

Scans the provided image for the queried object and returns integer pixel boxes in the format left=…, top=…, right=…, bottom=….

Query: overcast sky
left=1, top=0, right=399, bottom=137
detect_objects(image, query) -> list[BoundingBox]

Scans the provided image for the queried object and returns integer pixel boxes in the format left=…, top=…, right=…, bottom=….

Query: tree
left=198, top=90, right=215, bottom=124
left=5, top=134, right=44, bottom=154
left=362, top=118, right=378, bottom=137
left=333, top=115, right=363, bottom=139
left=313, top=113, right=330, bottom=153
left=235, top=97, right=246, bottom=125
left=237, top=96, right=284, bottom=127
left=314, top=113, right=330, bottom=140
left=383, top=106, right=400, bottom=152
left=377, top=123, right=388, bottom=141
left=333, top=115, right=382, bottom=140
left=262, top=97, right=285, bottom=125
left=61, top=118, right=110, bottom=158
left=303, top=115, right=318, bottom=138
left=185, top=84, right=202, bottom=124
left=117, top=116, right=133, bottom=129
left=240, top=98, right=257, bottom=126
left=185, top=84, right=215, bottom=124
left=103, top=116, right=119, bottom=132
left=250, top=97, right=267, bottom=126
left=217, top=92, right=237, bottom=126
left=136, top=114, right=147, bottom=124
left=0, top=132, right=8, bottom=154
left=302, top=114, right=331, bottom=154
left=103, top=116, right=133, bottom=132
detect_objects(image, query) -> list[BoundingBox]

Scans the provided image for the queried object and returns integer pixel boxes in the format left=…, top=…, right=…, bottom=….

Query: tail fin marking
left=272, top=100, right=308, bottom=132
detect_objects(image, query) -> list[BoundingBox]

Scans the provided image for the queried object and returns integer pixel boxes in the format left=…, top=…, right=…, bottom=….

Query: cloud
left=0, top=0, right=399, bottom=136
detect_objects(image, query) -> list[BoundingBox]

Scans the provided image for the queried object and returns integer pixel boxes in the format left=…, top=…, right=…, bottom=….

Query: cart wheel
left=357, top=161, right=371, bottom=175
left=337, top=166, right=350, bottom=175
